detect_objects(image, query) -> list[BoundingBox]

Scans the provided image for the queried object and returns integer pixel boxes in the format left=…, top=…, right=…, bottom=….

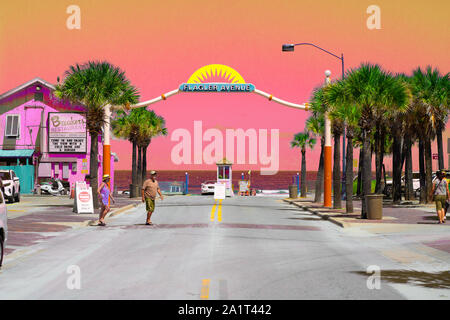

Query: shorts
left=145, top=197, right=155, bottom=212
left=435, top=195, right=446, bottom=211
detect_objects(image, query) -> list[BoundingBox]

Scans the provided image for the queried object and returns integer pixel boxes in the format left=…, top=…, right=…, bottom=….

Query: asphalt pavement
left=0, top=195, right=449, bottom=299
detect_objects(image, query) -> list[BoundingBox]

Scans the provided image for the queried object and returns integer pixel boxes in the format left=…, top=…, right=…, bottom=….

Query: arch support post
left=324, top=71, right=332, bottom=208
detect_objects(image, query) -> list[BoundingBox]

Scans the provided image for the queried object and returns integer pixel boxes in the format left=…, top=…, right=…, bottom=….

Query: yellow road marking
left=7, top=209, right=25, bottom=212
left=210, top=200, right=217, bottom=222
left=200, top=279, right=210, bottom=299
left=7, top=202, right=30, bottom=206
left=217, top=199, right=223, bottom=222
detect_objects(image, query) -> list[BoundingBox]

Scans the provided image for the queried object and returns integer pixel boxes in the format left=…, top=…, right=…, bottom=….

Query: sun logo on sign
left=187, top=64, right=246, bottom=84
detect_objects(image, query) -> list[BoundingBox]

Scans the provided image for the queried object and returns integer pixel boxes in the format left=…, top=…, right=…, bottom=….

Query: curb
left=87, top=202, right=141, bottom=226
left=283, top=198, right=349, bottom=228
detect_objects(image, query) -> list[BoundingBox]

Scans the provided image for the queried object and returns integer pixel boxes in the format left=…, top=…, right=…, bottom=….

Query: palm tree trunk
left=314, top=138, right=324, bottom=203
left=345, top=133, right=354, bottom=213
left=404, top=136, right=413, bottom=200
left=361, top=131, right=372, bottom=219
left=419, top=138, right=426, bottom=203
left=90, top=132, right=99, bottom=209
left=357, top=147, right=363, bottom=197
left=131, top=141, right=137, bottom=198
left=333, top=133, right=342, bottom=209
left=142, top=146, right=148, bottom=184
left=437, top=125, right=444, bottom=170
left=301, top=148, right=307, bottom=197
left=425, top=137, right=433, bottom=203
left=137, top=146, right=142, bottom=189
left=392, top=135, right=402, bottom=203
left=374, top=125, right=384, bottom=194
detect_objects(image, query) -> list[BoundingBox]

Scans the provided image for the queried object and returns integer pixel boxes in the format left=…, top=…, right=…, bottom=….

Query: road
left=0, top=195, right=449, bottom=299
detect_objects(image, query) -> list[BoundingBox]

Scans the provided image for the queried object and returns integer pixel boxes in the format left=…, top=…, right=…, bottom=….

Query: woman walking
left=97, top=174, right=115, bottom=226
left=431, top=170, right=449, bottom=224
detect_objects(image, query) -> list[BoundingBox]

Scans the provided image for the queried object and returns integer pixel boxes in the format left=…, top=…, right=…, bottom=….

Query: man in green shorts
left=142, top=170, right=163, bottom=225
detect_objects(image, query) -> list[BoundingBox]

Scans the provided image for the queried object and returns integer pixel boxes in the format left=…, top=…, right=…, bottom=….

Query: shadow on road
left=352, top=270, right=450, bottom=289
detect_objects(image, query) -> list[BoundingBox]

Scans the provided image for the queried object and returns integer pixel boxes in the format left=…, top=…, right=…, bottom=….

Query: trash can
left=289, top=185, right=298, bottom=199
left=365, top=193, right=383, bottom=220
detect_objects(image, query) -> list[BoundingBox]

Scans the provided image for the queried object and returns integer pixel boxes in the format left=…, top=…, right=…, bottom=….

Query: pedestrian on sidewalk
left=142, top=170, right=164, bottom=225
left=97, top=174, right=115, bottom=226
left=431, top=170, right=448, bottom=224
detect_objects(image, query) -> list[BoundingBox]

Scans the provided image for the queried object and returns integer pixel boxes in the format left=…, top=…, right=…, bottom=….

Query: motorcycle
left=39, top=179, right=69, bottom=196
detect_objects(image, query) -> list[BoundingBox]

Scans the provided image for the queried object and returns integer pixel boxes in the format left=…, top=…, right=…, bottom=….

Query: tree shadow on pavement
left=352, top=270, right=450, bottom=289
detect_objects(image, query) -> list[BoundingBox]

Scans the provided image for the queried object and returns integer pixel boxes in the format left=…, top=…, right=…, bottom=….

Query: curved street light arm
left=293, top=42, right=342, bottom=60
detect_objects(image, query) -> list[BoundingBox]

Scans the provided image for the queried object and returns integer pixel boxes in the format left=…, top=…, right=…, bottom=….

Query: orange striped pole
left=324, top=70, right=332, bottom=208
left=103, top=105, right=112, bottom=200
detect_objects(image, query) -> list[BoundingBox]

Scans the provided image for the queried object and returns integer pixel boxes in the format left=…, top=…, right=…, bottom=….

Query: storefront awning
left=0, top=149, right=34, bottom=158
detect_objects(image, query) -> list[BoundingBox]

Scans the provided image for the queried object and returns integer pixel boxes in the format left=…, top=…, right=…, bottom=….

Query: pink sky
left=0, top=0, right=449, bottom=172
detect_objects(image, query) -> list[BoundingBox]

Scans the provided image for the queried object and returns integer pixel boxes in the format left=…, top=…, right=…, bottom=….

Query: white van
left=0, top=185, right=7, bottom=267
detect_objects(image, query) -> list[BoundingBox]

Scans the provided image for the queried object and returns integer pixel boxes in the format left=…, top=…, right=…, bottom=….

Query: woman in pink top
left=97, top=174, right=115, bottom=226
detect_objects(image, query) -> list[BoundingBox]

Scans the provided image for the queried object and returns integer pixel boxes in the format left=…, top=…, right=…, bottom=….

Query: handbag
left=433, top=179, right=444, bottom=201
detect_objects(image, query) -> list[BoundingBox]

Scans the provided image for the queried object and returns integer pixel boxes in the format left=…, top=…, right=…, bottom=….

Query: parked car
left=0, top=185, right=8, bottom=267
left=201, top=180, right=216, bottom=195
left=384, top=172, right=421, bottom=197
left=0, top=169, right=20, bottom=203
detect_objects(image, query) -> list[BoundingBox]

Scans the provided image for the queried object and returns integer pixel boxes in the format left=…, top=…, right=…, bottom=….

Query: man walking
left=142, top=170, right=163, bottom=225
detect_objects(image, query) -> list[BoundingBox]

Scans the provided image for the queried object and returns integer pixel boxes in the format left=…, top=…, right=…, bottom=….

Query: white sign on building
left=48, top=113, right=87, bottom=153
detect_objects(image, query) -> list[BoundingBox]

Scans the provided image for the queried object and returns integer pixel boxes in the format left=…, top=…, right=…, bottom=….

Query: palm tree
left=137, top=110, right=167, bottom=184
left=331, top=118, right=344, bottom=209
left=309, top=87, right=327, bottom=202
left=335, top=64, right=410, bottom=218
left=388, top=103, right=410, bottom=203
left=55, top=61, right=139, bottom=207
left=112, top=109, right=141, bottom=197
left=410, top=67, right=450, bottom=202
left=291, top=131, right=316, bottom=197
left=306, top=115, right=324, bottom=203
left=326, top=78, right=361, bottom=213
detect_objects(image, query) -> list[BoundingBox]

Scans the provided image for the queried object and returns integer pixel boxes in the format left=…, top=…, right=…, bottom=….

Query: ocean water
left=114, top=170, right=318, bottom=194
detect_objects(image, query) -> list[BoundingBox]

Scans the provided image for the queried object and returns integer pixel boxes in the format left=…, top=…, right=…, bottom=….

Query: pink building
left=0, top=78, right=117, bottom=194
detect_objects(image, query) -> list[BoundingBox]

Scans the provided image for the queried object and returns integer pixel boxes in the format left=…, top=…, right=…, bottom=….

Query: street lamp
left=282, top=43, right=344, bottom=80
left=282, top=42, right=347, bottom=202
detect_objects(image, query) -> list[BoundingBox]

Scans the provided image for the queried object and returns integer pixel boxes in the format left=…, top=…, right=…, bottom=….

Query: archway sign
left=132, top=64, right=309, bottom=111
left=129, top=64, right=332, bottom=208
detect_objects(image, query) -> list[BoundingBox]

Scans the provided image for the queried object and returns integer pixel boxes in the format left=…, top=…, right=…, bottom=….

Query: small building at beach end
left=0, top=77, right=117, bottom=194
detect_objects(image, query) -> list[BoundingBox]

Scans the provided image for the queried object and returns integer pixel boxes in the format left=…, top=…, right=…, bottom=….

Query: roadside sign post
left=73, top=181, right=94, bottom=214
left=214, top=183, right=226, bottom=200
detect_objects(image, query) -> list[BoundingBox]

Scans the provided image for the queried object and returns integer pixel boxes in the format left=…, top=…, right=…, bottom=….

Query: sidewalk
left=284, top=197, right=446, bottom=228
left=284, top=197, right=450, bottom=255
left=5, top=194, right=141, bottom=258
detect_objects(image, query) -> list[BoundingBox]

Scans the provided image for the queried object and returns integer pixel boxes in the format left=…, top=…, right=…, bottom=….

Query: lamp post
left=323, top=70, right=332, bottom=207
left=103, top=104, right=112, bottom=191
left=282, top=42, right=346, bottom=204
